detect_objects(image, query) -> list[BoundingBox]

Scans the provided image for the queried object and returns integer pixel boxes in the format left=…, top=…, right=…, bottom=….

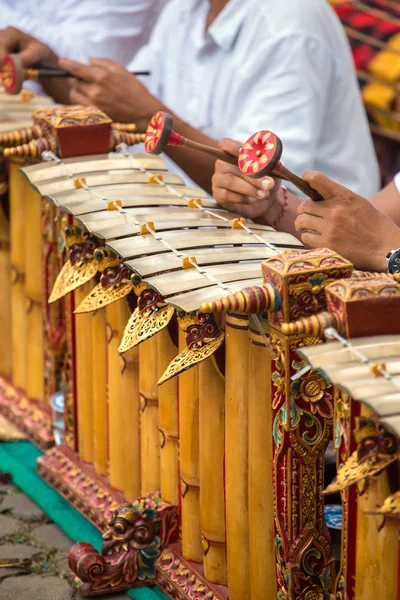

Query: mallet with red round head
left=145, top=112, right=323, bottom=201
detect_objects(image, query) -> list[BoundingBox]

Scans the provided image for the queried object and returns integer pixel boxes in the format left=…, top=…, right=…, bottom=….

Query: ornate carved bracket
left=68, top=495, right=179, bottom=596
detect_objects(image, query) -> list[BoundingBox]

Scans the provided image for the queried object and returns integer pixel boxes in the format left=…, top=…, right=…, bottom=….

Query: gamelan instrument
left=145, top=111, right=324, bottom=200
left=0, top=54, right=151, bottom=96
left=1, top=104, right=399, bottom=600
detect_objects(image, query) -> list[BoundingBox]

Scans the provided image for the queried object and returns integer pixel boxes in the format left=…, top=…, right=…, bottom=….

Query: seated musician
left=0, top=0, right=379, bottom=199
left=0, top=0, right=168, bottom=74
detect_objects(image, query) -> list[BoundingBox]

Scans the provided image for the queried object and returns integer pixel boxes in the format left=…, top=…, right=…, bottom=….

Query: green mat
left=0, top=441, right=168, bottom=600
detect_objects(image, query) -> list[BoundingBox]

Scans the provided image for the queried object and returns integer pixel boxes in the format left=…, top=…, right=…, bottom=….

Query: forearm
left=164, top=116, right=219, bottom=193
left=371, top=181, right=400, bottom=227
left=41, top=78, right=75, bottom=105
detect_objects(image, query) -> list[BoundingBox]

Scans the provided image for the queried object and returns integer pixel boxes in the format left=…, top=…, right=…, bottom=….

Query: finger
left=302, top=170, right=353, bottom=201
left=68, top=87, right=94, bottom=107
left=0, top=27, right=26, bottom=62
left=214, top=187, right=251, bottom=207
left=19, top=41, right=56, bottom=68
left=295, top=212, right=324, bottom=233
left=89, top=57, right=124, bottom=73
left=297, top=198, right=335, bottom=218
left=300, top=230, right=325, bottom=249
left=218, top=138, right=242, bottom=158
left=214, top=172, right=271, bottom=201
left=59, top=58, right=104, bottom=82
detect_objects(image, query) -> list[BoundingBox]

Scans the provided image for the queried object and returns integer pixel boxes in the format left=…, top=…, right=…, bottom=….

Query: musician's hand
left=0, top=27, right=58, bottom=66
left=212, top=138, right=284, bottom=223
left=295, top=171, right=400, bottom=271
left=59, top=57, right=162, bottom=129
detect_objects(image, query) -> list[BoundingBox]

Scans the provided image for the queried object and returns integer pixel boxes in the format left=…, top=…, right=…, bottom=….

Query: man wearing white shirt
left=0, top=0, right=379, bottom=204
left=0, top=0, right=167, bottom=66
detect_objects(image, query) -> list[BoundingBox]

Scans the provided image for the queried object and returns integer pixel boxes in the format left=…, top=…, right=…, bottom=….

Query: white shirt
left=0, top=0, right=168, bottom=65
left=129, top=0, right=380, bottom=198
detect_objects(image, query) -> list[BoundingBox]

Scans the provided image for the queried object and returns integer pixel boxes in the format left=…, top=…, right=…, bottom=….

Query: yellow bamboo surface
left=119, top=299, right=141, bottom=502
left=139, top=335, right=160, bottom=495
left=24, top=185, right=44, bottom=402
left=92, top=308, right=108, bottom=476
left=248, top=320, right=276, bottom=599
left=74, top=283, right=94, bottom=463
left=225, top=314, right=250, bottom=600
left=9, top=160, right=28, bottom=389
left=107, top=301, right=124, bottom=490
left=199, top=356, right=227, bottom=584
left=0, top=201, right=11, bottom=377
left=157, top=327, right=179, bottom=505
left=355, top=406, right=398, bottom=600
left=179, top=328, right=202, bottom=562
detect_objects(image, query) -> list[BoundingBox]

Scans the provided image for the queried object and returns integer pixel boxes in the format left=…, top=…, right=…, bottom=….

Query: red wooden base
left=37, top=445, right=125, bottom=531
left=0, top=375, right=54, bottom=450
left=156, top=545, right=228, bottom=600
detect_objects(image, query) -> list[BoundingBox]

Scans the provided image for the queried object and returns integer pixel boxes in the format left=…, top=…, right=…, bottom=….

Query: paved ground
left=0, top=476, right=129, bottom=599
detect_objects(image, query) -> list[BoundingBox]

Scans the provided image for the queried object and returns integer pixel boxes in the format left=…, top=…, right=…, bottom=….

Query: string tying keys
left=140, top=222, right=155, bottom=235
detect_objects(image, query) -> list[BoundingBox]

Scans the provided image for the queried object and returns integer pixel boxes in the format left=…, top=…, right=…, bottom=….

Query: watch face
left=388, top=249, right=400, bottom=274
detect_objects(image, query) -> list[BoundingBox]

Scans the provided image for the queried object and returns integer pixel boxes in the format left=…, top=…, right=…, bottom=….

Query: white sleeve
left=126, top=1, right=174, bottom=97
left=230, top=34, right=334, bottom=193
left=0, top=0, right=165, bottom=66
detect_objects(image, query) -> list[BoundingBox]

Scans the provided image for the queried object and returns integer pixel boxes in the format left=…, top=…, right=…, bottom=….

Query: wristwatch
left=386, top=248, right=400, bottom=274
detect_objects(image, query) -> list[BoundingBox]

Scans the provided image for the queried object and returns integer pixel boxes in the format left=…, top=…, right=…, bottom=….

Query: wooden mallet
left=0, top=54, right=150, bottom=95
left=145, top=112, right=323, bottom=201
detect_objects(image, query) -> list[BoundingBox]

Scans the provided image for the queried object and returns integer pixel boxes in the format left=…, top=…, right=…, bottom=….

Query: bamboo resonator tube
left=199, top=356, right=227, bottom=583
left=225, top=314, right=250, bottom=600
left=139, top=335, right=160, bottom=495
left=145, top=111, right=323, bottom=201
left=178, top=328, right=202, bottom=562
left=24, top=185, right=44, bottom=403
left=74, top=283, right=95, bottom=463
left=0, top=54, right=150, bottom=95
left=157, top=328, right=179, bottom=506
left=9, top=160, right=29, bottom=390
left=248, top=318, right=276, bottom=600
left=91, top=308, right=108, bottom=476
left=118, top=299, right=141, bottom=502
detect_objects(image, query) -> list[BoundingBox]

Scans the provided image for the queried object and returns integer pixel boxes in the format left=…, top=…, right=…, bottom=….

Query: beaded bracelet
left=273, top=185, right=289, bottom=229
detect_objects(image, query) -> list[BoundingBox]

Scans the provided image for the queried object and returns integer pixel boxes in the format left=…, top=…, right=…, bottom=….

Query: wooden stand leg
left=9, top=160, right=27, bottom=390
left=92, top=308, right=108, bottom=476
left=225, top=314, right=250, bottom=600
left=107, top=302, right=124, bottom=490
left=74, top=283, right=94, bottom=464
left=24, top=186, right=44, bottom=403
left=157, top=327, right=179, bottom=505
left=139, top=336, right=160, bottom=495
left=179, top=329, right=202, bottom=563
left=119, top=299, right=141, bottom=502
left=199, top=356, right=227, bottom=584
left=0, top=202, right=11, bottom=377
left=248, top=318, right=276, bottom=600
